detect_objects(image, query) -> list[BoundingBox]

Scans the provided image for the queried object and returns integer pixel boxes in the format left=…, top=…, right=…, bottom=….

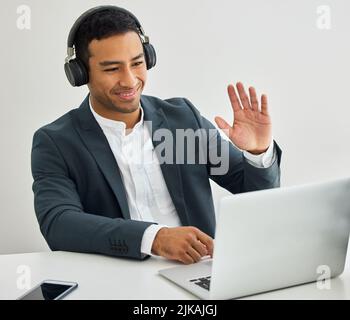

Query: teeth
left=119, top=91, right=135, bottom=97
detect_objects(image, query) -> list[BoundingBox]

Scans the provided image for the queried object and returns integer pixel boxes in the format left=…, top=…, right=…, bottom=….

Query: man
left=31, top=6, right=281, bottom=265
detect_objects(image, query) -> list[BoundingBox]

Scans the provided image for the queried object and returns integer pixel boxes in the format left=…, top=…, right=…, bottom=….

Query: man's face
left=87, top=31, right=147, bottom=114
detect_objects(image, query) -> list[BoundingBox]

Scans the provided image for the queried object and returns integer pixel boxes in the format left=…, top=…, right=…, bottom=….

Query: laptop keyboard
left=190, top=276, right=211, bottom=291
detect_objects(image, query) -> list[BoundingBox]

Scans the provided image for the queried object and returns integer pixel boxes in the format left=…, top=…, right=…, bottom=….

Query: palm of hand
left=215, top=82, right=272, bottom=154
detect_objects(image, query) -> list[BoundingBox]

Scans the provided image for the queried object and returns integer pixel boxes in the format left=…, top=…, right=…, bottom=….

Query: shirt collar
left=89, top=95, right=144, bottom=135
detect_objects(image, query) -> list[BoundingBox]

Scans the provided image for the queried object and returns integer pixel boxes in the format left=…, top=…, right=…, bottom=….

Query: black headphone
left=64, top=5, right=157, bottom=87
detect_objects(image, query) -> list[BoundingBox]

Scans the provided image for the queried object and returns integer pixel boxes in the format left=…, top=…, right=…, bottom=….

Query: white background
left=1, top=0, right=349, bottom=254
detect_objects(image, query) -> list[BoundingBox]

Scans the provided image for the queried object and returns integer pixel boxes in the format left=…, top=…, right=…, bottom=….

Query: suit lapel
left=72, top=96, right=130, bottom=219
left=141, top=96, right=189, bottom=226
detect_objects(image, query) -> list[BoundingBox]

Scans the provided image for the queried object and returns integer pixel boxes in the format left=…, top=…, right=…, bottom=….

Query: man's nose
left=119, top=67, right=138, bottom=88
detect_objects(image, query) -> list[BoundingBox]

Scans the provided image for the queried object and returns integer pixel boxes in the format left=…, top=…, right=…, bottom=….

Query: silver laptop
left=159, top=177, right=350, bottom=299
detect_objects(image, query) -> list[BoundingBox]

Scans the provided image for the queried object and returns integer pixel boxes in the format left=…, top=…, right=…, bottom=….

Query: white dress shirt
left=90, top=98, right=276, bottom=256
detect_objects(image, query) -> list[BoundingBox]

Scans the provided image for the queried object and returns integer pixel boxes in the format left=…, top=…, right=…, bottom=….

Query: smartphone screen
left=18, top=281, right=78, bottom=300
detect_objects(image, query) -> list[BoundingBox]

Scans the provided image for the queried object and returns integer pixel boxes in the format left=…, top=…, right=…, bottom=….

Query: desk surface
left=1, top=249, right=350, bottom=300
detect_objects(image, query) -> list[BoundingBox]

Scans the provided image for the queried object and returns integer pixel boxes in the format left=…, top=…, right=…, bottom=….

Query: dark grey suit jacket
left=31, top=94, right=282, bottom=260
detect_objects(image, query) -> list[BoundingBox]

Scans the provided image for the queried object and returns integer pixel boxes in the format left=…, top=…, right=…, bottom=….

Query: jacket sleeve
left=31, top=128, right=154, bottom=260
left=183, top=98, right=282, bottom=194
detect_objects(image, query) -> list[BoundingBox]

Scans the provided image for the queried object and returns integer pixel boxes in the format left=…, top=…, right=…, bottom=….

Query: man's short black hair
left=74, top=8, right=140, bottom=70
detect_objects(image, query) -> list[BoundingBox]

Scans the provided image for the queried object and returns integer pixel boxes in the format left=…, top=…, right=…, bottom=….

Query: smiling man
left=88, top=32, right=145, bottom=126
left=31, top=6, right=282, bottom=265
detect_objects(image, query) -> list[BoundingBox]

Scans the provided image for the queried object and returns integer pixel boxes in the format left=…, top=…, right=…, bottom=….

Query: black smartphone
left=17, top=280, right=78, bottom=300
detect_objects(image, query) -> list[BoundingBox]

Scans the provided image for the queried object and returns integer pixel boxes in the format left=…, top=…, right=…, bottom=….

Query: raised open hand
left=215, top=82, right=272, bottom=154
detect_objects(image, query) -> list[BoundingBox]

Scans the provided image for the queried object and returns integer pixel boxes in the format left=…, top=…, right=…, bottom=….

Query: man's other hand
left=151, top=226, right=214, bottom=264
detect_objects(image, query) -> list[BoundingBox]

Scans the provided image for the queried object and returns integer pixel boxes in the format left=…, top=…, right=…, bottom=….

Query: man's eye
left=104, top=68, right=119, bottom=72
left=104, top=62, right=143, bottom=72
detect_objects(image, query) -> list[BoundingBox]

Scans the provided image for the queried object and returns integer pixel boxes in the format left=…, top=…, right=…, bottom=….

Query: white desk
left=1, top=250, right=350, bottom=300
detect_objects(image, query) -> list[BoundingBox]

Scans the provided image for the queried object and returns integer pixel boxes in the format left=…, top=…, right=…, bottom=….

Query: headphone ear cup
left=64, top=58, right=88, bottom=87
left=143, top=43, right=157, bottom=70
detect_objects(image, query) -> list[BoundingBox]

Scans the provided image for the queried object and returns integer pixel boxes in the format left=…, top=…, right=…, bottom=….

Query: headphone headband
left=66, top=5, right=147, bottom=59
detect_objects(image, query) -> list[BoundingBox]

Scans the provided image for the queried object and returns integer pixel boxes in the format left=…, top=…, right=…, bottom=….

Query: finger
left=249, top=87, right=259, bottom=111
left=181, top=252, right=195, bottom=265
left=206, top=240, right=214, bottom=258
left=236, top=82, right=252, bottom=110
left=191, top=239, right=209, bottom=257
left=186, top=246, right=202, bottom=263
left=227, top=84, right=242, bottom=113
left=261, top=94, right=269, bottom=115
left=214, top=117, right=233, bottom=139
left=193, top=229, right=214, bottom=258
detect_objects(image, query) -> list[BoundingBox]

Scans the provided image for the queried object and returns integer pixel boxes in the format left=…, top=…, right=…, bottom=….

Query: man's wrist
left=151, top=227, right=169, bottom=256
left=243, top=139, right=275, bottom=168
left=141, top=224, right=167, bottom=256
left=246, top=147, right=269, bottom=155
